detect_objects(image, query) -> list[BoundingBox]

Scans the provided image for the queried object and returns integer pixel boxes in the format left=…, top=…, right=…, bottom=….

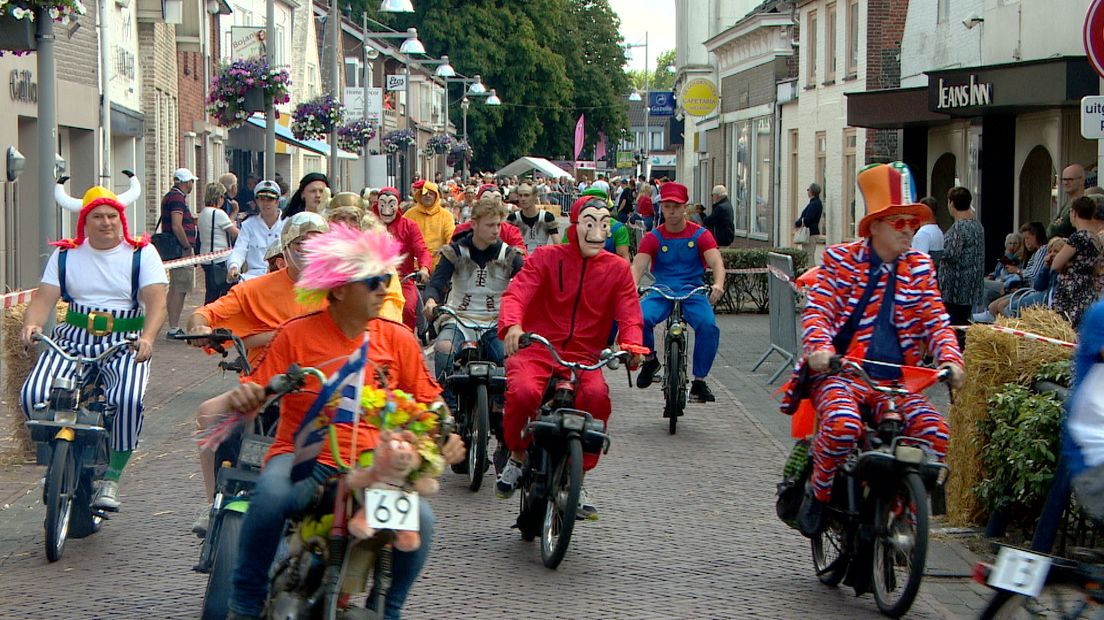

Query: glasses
left=885, top=217, right=921, bottom=231
left=359, top=274, right=393, bottom=291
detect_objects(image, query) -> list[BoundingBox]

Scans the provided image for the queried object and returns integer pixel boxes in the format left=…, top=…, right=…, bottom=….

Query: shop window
left=842, top=129, right=857, bottom=240
left=815, top=131, right=827, bottom=234
left=752, top=117, right=772, bottom=238
left=806, top=10, right=818, bottom=87
left=846, top=0, right=859, bottom=77
left=789, top=129, right=799, bottom=222
left=730, top=122, right=751, bottom=233
left=825, top=3, right=837, bottom=83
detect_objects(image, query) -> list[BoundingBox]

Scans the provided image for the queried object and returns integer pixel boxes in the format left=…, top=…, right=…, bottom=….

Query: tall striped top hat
left=856, top=162, right=933, bottom=237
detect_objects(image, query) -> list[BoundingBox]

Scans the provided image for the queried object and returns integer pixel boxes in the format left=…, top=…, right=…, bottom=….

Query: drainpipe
left=99, top=0, right=112, bottom=189
left=36, top=9, right=57, bottom=269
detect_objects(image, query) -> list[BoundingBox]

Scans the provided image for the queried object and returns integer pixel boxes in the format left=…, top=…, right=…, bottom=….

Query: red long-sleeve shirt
left=386, top=216, right=433, bottom=276
left=498, top=243, right=643, bottom=363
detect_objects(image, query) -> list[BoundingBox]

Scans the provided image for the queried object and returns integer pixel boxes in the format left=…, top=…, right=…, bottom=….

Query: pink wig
left=295, top=224, right=405, bottom=305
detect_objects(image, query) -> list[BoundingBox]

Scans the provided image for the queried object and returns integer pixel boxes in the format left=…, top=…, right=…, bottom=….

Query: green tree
left=626, top=48, right=675, bottom=93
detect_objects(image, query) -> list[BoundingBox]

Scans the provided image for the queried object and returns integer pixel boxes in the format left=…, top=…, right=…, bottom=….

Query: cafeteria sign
left=681, top=78, right=718, bottom=117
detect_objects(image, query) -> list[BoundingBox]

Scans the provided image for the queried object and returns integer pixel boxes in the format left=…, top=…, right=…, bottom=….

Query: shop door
left=1018, top=145, right=1054, bottom=227
left=930, top=153, right=957, bottom=230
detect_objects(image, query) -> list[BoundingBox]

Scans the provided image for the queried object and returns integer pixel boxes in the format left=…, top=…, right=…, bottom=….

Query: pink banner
left=595, top=131, right=607, bottom=162
left=573, top=114, right=585, bottom=160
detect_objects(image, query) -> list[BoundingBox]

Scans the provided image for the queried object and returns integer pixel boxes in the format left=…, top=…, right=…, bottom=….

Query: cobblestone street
left=0, top=312, right=991, bottom=618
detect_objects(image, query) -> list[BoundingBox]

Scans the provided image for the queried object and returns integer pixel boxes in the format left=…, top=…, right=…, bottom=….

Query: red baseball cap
left=658, top=182, right=689, bottom=205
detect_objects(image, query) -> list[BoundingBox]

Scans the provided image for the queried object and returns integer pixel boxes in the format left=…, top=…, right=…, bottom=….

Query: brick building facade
left=139, top=21, right=180, bottom=229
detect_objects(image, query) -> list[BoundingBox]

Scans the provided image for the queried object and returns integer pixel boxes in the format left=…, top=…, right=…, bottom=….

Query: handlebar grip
left=518, top=333, right=533, bottom=349
left=827, top=355, right=843, bottom=373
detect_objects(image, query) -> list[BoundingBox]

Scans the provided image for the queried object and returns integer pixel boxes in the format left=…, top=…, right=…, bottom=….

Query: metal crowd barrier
left=751, top=252, right=799, bottom=384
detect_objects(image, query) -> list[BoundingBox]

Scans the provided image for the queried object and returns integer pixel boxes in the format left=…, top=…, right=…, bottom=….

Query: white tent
left=495, top=157, right=570, bottom=179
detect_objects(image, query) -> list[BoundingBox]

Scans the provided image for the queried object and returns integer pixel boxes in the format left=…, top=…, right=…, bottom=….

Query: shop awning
left=846, top=87, right=951, bottom=129
left=245, top=115, right=328, bottom=156
left=299, top=138, right=359, bottom=160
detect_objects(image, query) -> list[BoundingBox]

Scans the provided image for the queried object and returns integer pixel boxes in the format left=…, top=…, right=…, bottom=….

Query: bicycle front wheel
left=467, top=384, right=490, bottom=492
left=44, top=439, right=78, bottom=562
left=981, top=584, right=1100, bottom=619
left=665, top=338, right=685, bottom=434
left=872, top=472, right=929, bottom=618
left=541, top=438, right=582, bottom=569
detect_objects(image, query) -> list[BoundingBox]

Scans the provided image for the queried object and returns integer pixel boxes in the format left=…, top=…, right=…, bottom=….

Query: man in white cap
left=163, top=168, right=199, bottom=338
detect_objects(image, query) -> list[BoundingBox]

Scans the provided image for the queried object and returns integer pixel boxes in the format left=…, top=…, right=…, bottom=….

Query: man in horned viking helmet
left=20, top=172, right=168, bottom=510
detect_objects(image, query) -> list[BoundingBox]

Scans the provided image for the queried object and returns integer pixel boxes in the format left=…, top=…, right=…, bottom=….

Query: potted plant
left=381, top=128, right=416, bottom=154
left=0, top=0, right=85, bottom=51
left=291, top=95, right=345, bottom=141
left=446, top=141, right=473, bottom=167
left=337, top=119, right=377, bottom=152
left=206, top=58, right=291, bottom=129
left=426, top=134, right=453, bottom=155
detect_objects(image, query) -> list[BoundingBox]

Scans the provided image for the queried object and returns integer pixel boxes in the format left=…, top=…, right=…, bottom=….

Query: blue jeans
left=229, top=453, right=434, bottom=619
left=641, top=293, right=720, bottom=379
left=433, top=323, right=504, bottom=408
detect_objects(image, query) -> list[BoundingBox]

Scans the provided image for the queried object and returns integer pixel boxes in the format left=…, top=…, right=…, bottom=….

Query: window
left=306, top=65, right=318, bottom=98
left=345, top=58, right=362, bottom=89
left=806, top=10, right=818, bottom=86
left=846, top=0, right=859, bottom=77
left=842, top=129, right=857, bottom=239
left=733, top=121, right=751, bottom=233
left=789, top=129, right=799, bottom=223
left=650, top=130, right=663, bottom=151
left=752, top=116, right=772, bottom=237
left=815, top=131, right=827, bottom=233
left=825, top=3, right=837, bottom=82
left=937, top=0, right=950, bottom=23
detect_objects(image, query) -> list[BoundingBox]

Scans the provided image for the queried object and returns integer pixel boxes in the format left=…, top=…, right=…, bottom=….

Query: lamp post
left=626, top=33, right=649, bottom=181
left=265, top=0, right=276, bottom=179
left=460, top=96, right=469, bottom=181
left=448, top=75, right=500, bottom=181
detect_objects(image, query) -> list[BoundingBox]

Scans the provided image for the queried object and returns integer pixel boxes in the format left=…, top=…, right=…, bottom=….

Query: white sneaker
left=496, top=459, right=523, bottom=499
left=192, top=507, right=211, bottom=538
left=93, top=480, right=121, bottom=511
left=577, top=484, right=598, bottom=521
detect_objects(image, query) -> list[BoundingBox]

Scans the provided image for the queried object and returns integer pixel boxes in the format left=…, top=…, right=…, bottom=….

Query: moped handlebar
left=432, top=305, right=498, bottom=332
left=171, top=328, right=253, bottom=375
left=827, top=356, right=951, bottom=396
left=33, top=333, right=136, bottom=365
left=519, top=332, right=627, bottom=372
left=639, top=285, right=711, bottom=301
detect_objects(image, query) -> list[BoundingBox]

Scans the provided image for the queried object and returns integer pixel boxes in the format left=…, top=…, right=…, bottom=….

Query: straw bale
left=1, top=302, right=68, bottom=463
left=945, top=306, right=1075, bottom=526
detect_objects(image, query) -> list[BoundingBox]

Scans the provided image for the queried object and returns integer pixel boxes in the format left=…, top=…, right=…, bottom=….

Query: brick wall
left=56, top=0, right=99, bottom=88
left=177, top=50, right=207, bottom=186
left=865, top=0, right=908, bottom=162
left=139, top=22, right=179, bottom=229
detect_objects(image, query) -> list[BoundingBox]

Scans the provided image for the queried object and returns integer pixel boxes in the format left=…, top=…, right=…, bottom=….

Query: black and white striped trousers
left=20, top=302, right=150, bottom=452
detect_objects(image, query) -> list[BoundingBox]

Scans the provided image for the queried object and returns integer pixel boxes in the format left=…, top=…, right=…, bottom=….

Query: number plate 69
left=364, top=489, right=420, bottom=531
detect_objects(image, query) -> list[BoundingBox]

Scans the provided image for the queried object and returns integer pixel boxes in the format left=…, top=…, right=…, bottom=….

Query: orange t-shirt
left=194, top=268, right=407, bottom=366
left=249, top=310, right=441, bottom=468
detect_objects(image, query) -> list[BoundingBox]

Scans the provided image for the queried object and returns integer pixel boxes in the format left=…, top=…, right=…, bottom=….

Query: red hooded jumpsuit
left=498, top=209, right=644, bottom=470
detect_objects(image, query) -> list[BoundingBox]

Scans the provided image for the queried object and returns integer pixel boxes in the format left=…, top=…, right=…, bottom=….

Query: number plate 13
left=988, top=547, right=1052, bottom=597
left=364, top=489, right=420, bottom=531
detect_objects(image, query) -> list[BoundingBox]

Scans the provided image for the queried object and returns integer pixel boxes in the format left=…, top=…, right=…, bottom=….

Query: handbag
left=793, top=226, right=810, bottom=245
left=151, top=219, right=183, bottom=261
left=204, top=209, right=229, bottom=285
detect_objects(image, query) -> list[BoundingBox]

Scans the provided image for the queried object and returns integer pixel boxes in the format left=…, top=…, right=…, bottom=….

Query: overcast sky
left=609, top=0, right=677, bottom=72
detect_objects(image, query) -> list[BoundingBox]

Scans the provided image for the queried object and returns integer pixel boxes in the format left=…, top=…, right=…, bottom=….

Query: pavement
left=0, top=286, right=996, bottom=618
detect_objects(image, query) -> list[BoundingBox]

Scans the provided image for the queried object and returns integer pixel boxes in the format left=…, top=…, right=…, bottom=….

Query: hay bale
left=1, top=302, right=68, bottom=462
left=945, top=306, right=1075, bottom=526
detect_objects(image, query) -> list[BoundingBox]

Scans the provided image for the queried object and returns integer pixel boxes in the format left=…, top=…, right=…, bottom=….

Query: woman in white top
left=198, top=183, right=239, bottom=303
left=228, top=179, right=285, bottom=282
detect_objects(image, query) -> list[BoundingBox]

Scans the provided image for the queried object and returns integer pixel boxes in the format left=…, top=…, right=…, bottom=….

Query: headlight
left=561, top=414, right=586, bottom=431
left=54, top=409, right=78, bottom=426
left=895, top=445, right=925, bottom=464
left=670, top=323, right=685, bottom=337
left=467, top=362, right=491, bottom=377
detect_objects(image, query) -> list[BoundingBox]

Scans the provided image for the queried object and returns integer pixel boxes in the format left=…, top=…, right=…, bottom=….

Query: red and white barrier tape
left=980, top=324, right=1077, bottom=350
left=0, top=249, right=233, bottom=310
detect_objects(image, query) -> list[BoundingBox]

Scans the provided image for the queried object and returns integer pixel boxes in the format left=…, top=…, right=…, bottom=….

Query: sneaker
left=93, top=480, right=121, bottom=511
left=690, top=379, right=716, bottom=403
left=971, top=310, right=996, bottom=324
left=192, top=507, right=211, bottom=539
left=165, top=327, right=185, bottom=341
left=496, top=459, right=523, bottom=499
left=577, top=485, right=598, bottom=521
left=636, top=357, right=661, bottom=388
left=797, top=488, right=826, bottom=538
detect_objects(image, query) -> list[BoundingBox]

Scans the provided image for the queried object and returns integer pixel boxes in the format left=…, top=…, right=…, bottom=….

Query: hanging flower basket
left=337, top=119, right=377, bottom=152
left=446, top=141, right=473, bottom=167
left=381, top=128, right=416, bottom=154
left=426, top=134, right=453, bottom=155
left=0, top=13, right=36, bottom=52
left=206, top=58, right=291, bottom=129
left=291, top=94, right=345, bottom=141
left=0, top=0, right=85, bottom=53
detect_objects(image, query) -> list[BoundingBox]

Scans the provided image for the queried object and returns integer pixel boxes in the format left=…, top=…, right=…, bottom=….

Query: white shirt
left=591, top=180, right=610, bottom=196
left=911, top=223, right=945, bottom=255
left=229, top=214, right=285, bottom=280
left=1070, top=364, right=1104, bottom=467
left=197, top=207, right=235, bottom=264
left=43, top=242, right=168, bottom=312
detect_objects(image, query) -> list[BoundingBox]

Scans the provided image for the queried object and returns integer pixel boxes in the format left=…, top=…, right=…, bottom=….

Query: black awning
left=846, top=87, right=951, bottom=129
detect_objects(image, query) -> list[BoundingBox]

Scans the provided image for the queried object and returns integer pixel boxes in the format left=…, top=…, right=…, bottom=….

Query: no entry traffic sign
left=1085, top=0, right=1104, bottom=78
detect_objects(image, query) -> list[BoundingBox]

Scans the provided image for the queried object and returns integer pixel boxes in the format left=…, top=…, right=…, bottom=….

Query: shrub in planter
left=713, top=247, right=809, bottom=313
left=206, top=58, right=291, bottom=129
left=291, top=95, right=344, bottom=141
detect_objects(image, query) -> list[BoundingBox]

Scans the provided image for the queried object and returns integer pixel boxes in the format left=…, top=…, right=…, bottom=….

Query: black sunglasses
left=359, top=273, right=393, bottom=291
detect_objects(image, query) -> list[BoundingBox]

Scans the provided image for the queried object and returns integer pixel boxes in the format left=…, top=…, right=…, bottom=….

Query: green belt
left=64, top=310, right=145, bottom=336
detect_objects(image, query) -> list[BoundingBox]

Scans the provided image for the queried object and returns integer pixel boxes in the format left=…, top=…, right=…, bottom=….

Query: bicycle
left=975, top=545, right=1104, bottom=618
left=433, top=305, right=505, bottom=492
left=24, top=333, right=136, bottom=562
left=512, top=333, right=623, bottom=569
left=640, top=284, right=710, bottom=434
left=802, top=357, right=951, bottom=618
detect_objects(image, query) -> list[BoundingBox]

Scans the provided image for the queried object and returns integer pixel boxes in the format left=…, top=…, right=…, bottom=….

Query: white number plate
left=364, top=488, right=420, bottom=531
left=988, top=547, right=1052, bottom=597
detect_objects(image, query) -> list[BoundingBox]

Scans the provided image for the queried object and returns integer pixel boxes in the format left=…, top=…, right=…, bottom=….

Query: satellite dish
left=365, top=44, right=380, bottom=60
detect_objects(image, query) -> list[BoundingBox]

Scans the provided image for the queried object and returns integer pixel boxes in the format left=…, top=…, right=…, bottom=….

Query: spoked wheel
left=201, top=510, right=244, bottom=620
left=980, top=585, right=1098, bottom=619
left=664, top=339, right=685, bottom=435
left=871, top=472, right=929, bottom=618
left=450, top=398, right=471, bottom=475
left=44, top=439, right=78, bottom=562
left=467, top=385, right=490, bottom=492
left=812, top=516, right=850, bottom=587
left=541, top=438, right=582, bottom=569
left=70, top=435, right=107, bottom=539
left=517, top=485, right=544, bottom=542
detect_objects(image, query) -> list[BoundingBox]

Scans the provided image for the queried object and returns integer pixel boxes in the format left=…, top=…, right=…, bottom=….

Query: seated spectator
left=983, top=222, right=1048, bottom=320
left=981, top=232, right=1025, bottom=306
left=1006, top=236, right=1066, bottom=317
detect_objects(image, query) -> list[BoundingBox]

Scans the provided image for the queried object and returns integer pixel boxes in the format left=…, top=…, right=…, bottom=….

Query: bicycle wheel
left=467, top=384, right=490, bottom=492
left=201, top=509, right=244, bottom=620
left=450, top=394, right=470, bottom=475
left=665, top=339, right=684, bottom=434
left=69, top=465, right=103, bottom=539
left=982, top=584, right=1100, bottom=619
left=812, top=517, right=850, bottom=587
left=872, top=472, right=929, bottom=618
left=541, top=438, right=582, bottom=569
left=44, top=439, right=78, bottom=562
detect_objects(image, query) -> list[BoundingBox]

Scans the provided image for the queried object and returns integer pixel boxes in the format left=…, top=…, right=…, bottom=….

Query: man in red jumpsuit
left=374, top=186, right=432, bottom=330
left=495, top=195, right=644, bottom=519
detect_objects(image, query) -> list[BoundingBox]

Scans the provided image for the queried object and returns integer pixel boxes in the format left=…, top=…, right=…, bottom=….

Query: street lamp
left=450, top=75, right=502, bottom=180
left=434, top=56, right=456, bottom=77
left=467, top=75, right=486, bottom=95
left=379, top=0, right=413, bottom=12
left=485, top=89, right=501, bottom=106
left=626, top=33, right=650, bottom=180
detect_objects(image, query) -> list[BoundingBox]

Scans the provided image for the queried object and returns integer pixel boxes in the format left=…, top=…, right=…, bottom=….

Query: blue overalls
left=641, top=227, right=720, bottom=379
